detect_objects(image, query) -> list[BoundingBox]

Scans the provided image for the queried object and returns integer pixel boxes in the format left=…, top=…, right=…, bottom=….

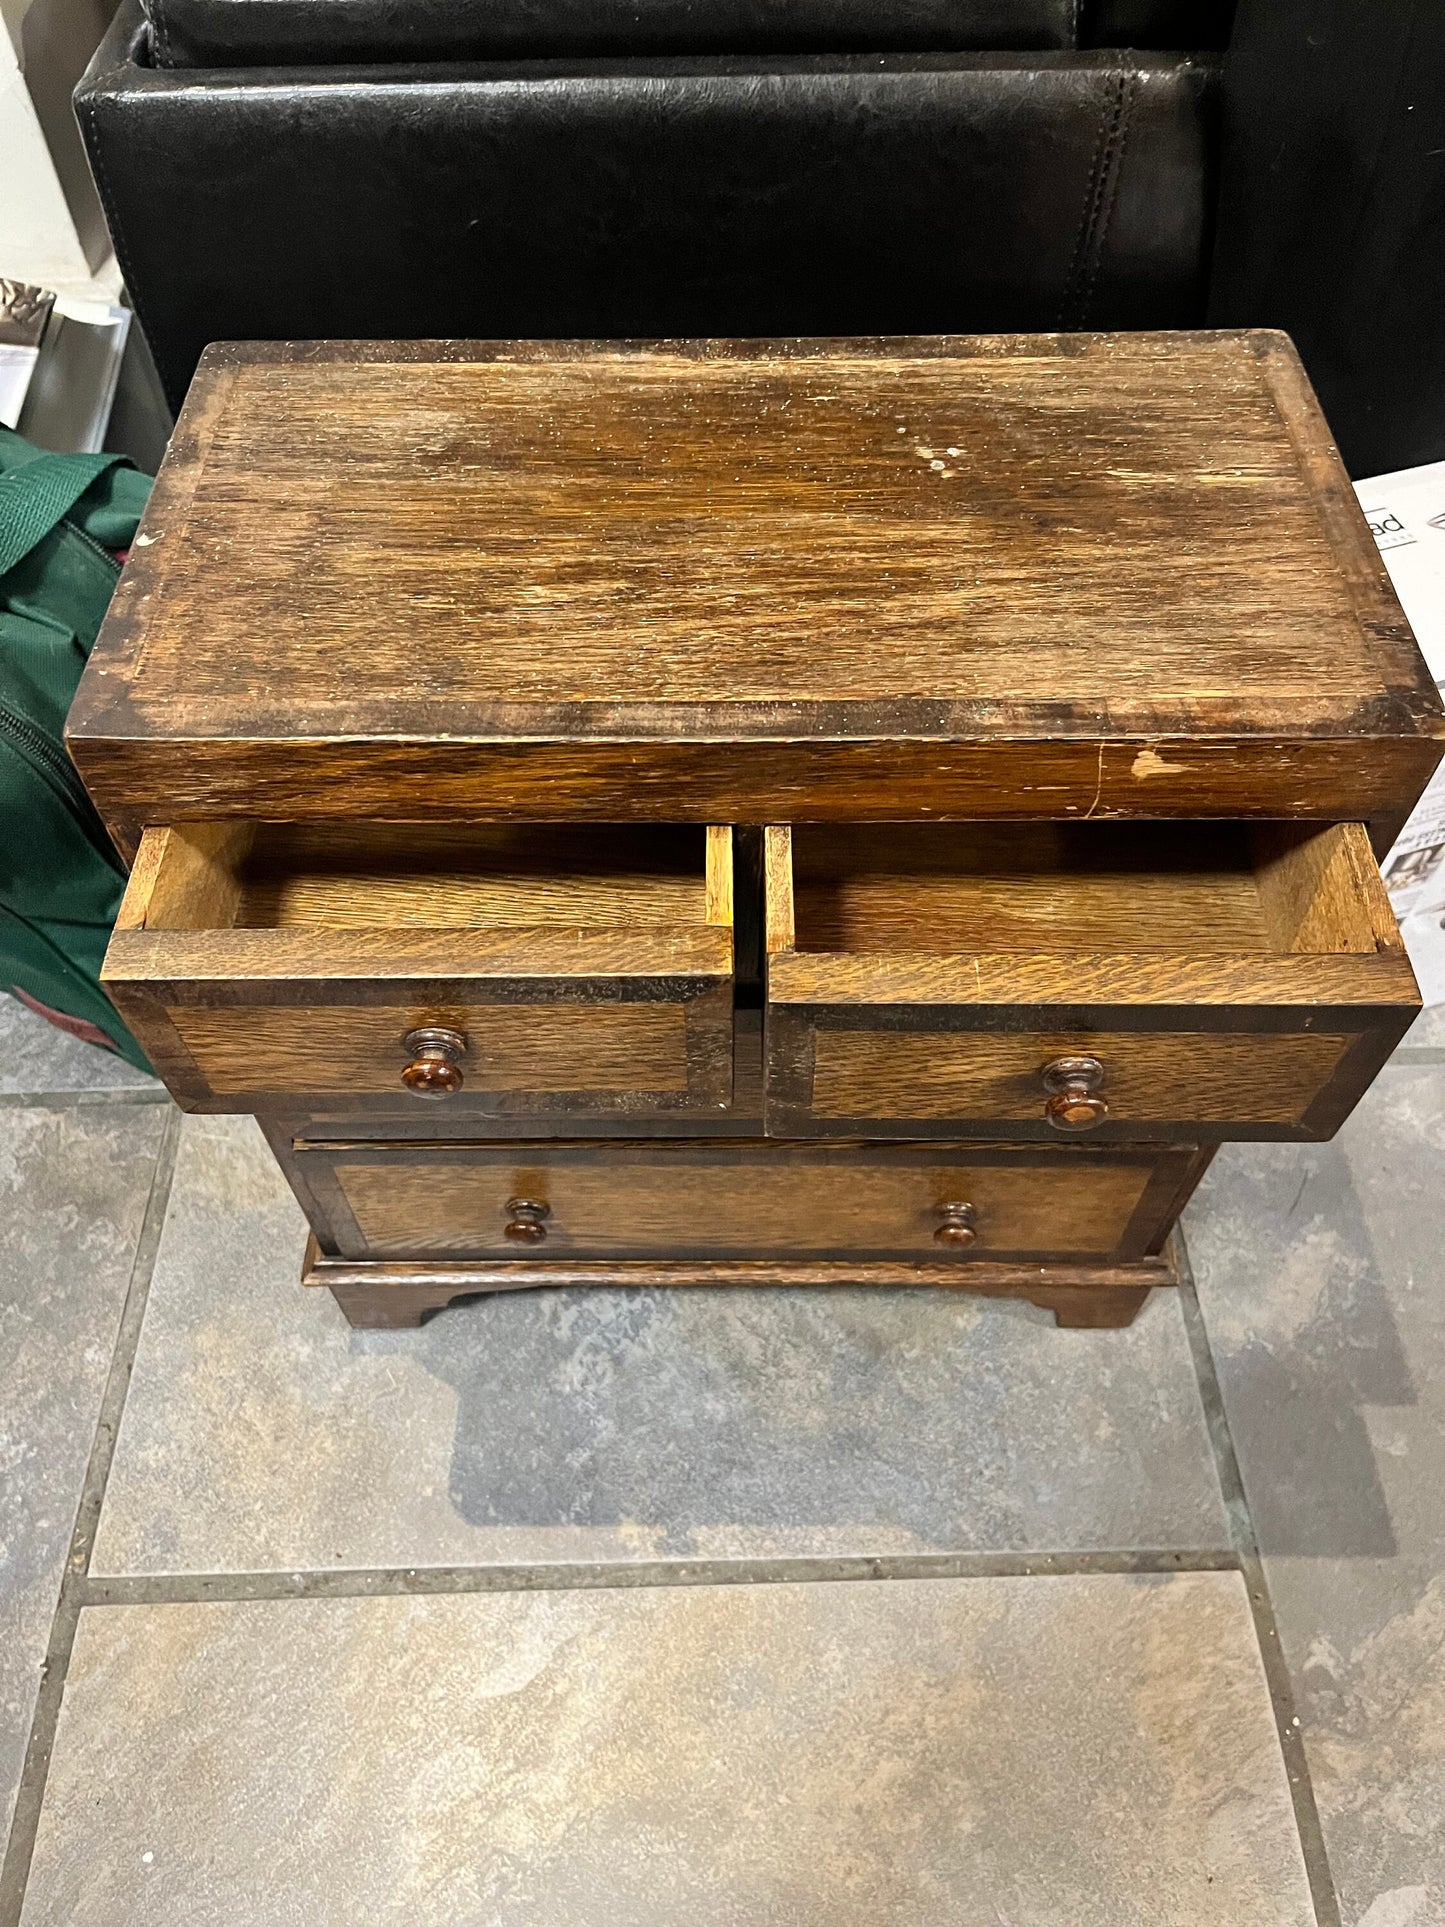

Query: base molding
left=301, top=1237, right=1182, bottom=1331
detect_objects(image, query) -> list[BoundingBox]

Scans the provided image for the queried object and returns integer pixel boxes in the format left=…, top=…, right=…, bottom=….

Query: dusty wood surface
left=68, top=332, right=1444, bottom=839
left=71, top=332, right=1432, bottom=1315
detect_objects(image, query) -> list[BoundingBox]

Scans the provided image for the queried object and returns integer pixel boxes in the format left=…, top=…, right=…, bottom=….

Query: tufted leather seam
left=1057, top=69, right=1119, bottom=327
left=1077, top=66, right=1137, bottom=326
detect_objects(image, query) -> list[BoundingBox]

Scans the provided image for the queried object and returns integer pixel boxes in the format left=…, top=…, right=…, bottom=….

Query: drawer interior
left=129, top=822, right=731, bottom=937
left=778, top=822, right=1399, bottom=960
left=107, top=821, right=737, bottom=1112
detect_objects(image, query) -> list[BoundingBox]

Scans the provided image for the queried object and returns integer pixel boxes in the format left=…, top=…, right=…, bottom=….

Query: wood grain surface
left=169, top=1001, right=689, bottom=1096
left=764, top=947, right=1421, bottom=1009
left=106, top=922, right=735, bottom=985
left=301, top=1234, right=1188, bottom=1330
left=267, top=1005, right=771, bottom=1142
left=807, top=1027, right=1355, bottom=1122
left=129, top=822, right=714, bottom=931
left=81, top=739, right=1445, bottom=866
left=763, top=819, right=1417, bottom=1012
left=763, top=817, right=1418, bottom=1139
left=316, top=1138, right=1184, bottom=1262
left=102, top=819, right=735, bottom=1113
left=230, top=823, right=713, bottom=929
left=69, top=331, right=1435, bottom=1307
left=68, top=333, right=1444, bottom=837
left=786, top=821, right=1395, bottom=956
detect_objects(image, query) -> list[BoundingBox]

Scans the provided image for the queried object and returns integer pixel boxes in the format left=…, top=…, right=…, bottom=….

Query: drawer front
left=103, top=821, right=734, bottom=1115
left=293, top=1138, right=1205, bottom=1264
left=121, top=985, right=732, bottom=1117
left=168, top=1002, right=688, bottom=1096
left=764, top=822, right=1420, bottom=1142
left=146, top=990, right=729, bottom=1116
left=781, top=1019, right=1375, bottom=1138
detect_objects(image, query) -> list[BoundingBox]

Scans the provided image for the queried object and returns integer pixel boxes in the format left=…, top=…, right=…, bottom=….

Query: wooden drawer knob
left=504, top=1197, right=550, bottom=1244
left=1042, top=1055, right=1107, bottom=1132
left=401, top=1026, right=466, bottom=1097
left=934, top=1201, right=978, bottom=1247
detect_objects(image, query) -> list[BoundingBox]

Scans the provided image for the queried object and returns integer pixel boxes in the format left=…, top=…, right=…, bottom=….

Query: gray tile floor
left=1, top=984, right=1441, bottom=1926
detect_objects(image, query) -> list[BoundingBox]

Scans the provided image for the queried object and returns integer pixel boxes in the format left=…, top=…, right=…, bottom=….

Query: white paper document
left=1357, top=459, right=1445, bottom=1005
left=1356, top=460, right=1445, bottom=683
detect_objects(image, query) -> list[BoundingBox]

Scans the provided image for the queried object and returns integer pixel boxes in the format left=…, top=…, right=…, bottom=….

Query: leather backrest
left=78, top=9, right=1219, bottom=409
left=1084, top=2, right=1234, bottom=49
left=146, top=0, right=1078, bottom=66
left=1209, top=0, right=1445, bottom=476
left=142, top=0, right=1234, bottom=67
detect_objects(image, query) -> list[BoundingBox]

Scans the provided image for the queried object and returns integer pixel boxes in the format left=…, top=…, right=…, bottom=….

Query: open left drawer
left=763, top=821, right=1419, bottom=1141
left=103, top=822, right=734, bottom=1115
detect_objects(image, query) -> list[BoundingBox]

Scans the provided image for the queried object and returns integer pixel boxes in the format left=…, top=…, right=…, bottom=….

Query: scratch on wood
left=1083, top=742, right=1106, bottom=818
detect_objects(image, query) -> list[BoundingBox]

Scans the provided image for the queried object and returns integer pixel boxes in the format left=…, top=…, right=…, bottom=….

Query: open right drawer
left=763, top=822, right=1420, bottom=1141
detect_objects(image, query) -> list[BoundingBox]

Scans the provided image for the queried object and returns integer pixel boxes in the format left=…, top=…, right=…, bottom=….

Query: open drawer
left=103, top=822, right=734, bottom=1115
left=763, top=821, right=1420, bottom=1141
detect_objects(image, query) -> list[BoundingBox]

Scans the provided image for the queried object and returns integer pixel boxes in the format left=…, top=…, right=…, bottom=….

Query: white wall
left=1, top=0, right=121, bottom=307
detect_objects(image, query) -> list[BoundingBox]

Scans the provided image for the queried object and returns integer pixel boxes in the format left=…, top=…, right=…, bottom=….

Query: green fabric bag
left=0, top=425, right=153, bottom=1072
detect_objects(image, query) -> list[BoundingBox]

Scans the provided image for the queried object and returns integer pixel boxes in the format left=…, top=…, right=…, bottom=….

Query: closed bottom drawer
left=293, top=1138, right=1209, bottom=1265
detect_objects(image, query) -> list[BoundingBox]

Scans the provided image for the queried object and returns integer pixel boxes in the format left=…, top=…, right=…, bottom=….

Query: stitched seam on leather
left=1077, top=68, right=1137, bottom=328
left=148, top=0, right=173, bottom=68
left=79, top=93, right=171, bottom=408
left=1058, top=71, right=1121, bottom=329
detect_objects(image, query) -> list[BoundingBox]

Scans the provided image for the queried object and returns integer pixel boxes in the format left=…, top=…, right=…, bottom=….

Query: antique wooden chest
left=68, top=333, right=1445, bottom=1329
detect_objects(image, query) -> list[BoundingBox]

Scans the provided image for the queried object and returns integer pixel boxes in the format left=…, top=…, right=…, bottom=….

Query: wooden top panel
left=69, top=334, right=1444, bottom=830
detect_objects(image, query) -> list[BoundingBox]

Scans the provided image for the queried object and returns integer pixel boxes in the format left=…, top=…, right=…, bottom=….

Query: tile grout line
left=1174, top=1227, right=1344, bottom=1927
left=0, top=1104, right=181, bottom=1927
left=0, top=1088, right=170, bottom=1111
left=77, top=1544, right=1241, bottom=1608
left=0, top=1086, right=1336, bottom=1916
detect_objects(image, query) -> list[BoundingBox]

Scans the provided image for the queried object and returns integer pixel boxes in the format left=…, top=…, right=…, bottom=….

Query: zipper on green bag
left=64, top=521, right=125, bottom=573
left=0, top=696, right=115, bottom=847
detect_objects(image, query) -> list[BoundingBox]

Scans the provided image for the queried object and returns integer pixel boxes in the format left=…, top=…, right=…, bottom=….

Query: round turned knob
left=504, top=1197, right=550, bottom=1244
left=934, top=1201, right=978, bottom=1247
left=1042, top=1055, right=1108, bottom=1132
left=400, top=1026, right=467, bottom=1098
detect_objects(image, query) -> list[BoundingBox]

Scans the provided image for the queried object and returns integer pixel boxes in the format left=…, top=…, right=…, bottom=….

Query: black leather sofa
left=74, top=0, right=1443, bottom=477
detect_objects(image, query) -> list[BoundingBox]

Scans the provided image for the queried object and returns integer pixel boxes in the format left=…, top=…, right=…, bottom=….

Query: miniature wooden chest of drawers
left=67, top=332, right=1444, bottom=1329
